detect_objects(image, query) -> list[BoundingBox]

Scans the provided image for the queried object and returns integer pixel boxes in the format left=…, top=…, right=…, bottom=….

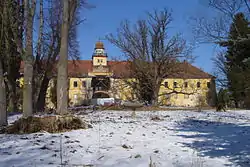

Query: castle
left=47, top=41, right=216, bottom=107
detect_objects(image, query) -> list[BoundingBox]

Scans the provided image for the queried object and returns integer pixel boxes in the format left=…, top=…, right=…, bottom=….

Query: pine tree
left=222, top=12, right=250, bottom=108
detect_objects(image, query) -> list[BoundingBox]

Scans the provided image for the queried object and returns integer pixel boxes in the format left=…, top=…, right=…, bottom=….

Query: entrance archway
left=92, top=91, right=110, bottom=98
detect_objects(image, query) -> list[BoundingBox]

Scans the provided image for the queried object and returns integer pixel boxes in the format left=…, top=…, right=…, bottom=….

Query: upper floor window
left=173, top=82, right=177, bottom=88
left=82, top=81, right=86, bottom=87
left=184, top=82, right=188, bottom=88
left=197, top=82, right=201, bottom=88
left=73, top=81, right=78, bottom=88
left=207, top=82, right=210, bottom=88
left=164, top=82, right=168, bottom=88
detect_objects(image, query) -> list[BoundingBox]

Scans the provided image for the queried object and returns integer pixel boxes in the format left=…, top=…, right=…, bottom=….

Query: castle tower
left=92, top=41, right=108, bottom=66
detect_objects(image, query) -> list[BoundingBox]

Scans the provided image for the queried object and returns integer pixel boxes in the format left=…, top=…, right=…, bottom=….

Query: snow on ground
left=0, top=110, right=250, bottom=167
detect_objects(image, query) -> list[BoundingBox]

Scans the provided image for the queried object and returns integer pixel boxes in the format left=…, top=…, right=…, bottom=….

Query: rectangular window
left=184, top=82, right=188, bottom=88
left=82, top=81, right=86, bottom=87
left=164, top=82, right=168, bottom=88
left=207, top=82, right=210, bottom=88
left=174, top=82, right=177, bottom=88
left=197, top=82, right=201, bottom=88
left=73, top=81, right=78, bottom=87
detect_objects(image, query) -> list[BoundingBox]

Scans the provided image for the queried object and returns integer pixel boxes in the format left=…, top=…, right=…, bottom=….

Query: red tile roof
left=20, top=60, right=213, bottom=79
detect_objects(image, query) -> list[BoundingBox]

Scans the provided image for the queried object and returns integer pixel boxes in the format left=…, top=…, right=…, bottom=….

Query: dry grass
left=1, top=115, right=91, bottom=134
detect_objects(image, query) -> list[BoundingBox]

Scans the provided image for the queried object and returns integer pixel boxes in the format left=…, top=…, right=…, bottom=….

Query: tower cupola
left=93, top=41, right=107, bottom=57
left=92, top=41, right=108, bottom=66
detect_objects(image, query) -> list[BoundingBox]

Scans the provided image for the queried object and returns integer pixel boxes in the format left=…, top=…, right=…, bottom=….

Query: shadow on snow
left=175, top=118, right=250, bottom=167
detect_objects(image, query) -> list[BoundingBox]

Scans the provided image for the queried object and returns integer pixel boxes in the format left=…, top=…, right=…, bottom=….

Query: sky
left=78, top=0, right=218, bottom=74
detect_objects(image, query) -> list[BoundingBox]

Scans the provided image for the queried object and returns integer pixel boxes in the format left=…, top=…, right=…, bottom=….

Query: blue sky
left=78, top=0, right=218, bottom=74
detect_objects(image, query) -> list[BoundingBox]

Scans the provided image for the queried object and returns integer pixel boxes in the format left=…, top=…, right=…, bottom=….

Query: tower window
left=207, top=82, right=210, bottom=88
left=73, top=81, right=78, bottom=88
left=164, top=82, right=168, bottom=88
left=197, top=82, right=201, bottom=88
left=173, top=82, right=177, bottom=88
left=184, top=82, right=188, bottom=88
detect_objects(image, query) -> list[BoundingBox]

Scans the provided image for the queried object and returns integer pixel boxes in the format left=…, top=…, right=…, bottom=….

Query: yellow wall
left=159, top=78, right=215, bottom=107
left=110, top=78, right=136, bottom=101
left=19, top=76, right=216, bottom=108
left=68, top=77, right=92, bottom=106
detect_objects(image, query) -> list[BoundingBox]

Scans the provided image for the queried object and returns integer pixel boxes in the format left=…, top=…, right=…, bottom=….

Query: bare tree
left=0, top=0, right=23, bottom=113
left=0, top=60, right=7, bottom=126
left=32, top=0, right=88, bottom=112
left=57, top=0, right=71, bottom=115
left=0, top=0, right=24, bottom=125
left=0, top=2, right=7, bottom=126
left=106, top=9, right=193, bottom=105
left=212, top=51, right=228, bottom=88
left=23, top=0, right=36, bottom=117
left=192, top=0, right=249, bottom=44
left=192, top=0, right=250, bottom=89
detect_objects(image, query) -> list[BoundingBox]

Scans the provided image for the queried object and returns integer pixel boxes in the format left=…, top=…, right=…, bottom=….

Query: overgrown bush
left=196, top=95, right=207, bottom=112
left=1, top=115, right=91, bottom=134
left=216, top=88, right=230, bottom=111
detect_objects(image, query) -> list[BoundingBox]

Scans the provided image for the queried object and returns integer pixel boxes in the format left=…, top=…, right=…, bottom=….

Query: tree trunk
left=36, top=75, right=50, bottom=112
left=23, top=0, right=36, bottom=117
left=7, top=81, right=18, bottom=112
left=151, top=79, right=161, bottom=106
left=152, top=89, right=160, bottom=106
left=0, top=61, right=7, bottom=126
left=56, top=0, right=69, bottom=115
